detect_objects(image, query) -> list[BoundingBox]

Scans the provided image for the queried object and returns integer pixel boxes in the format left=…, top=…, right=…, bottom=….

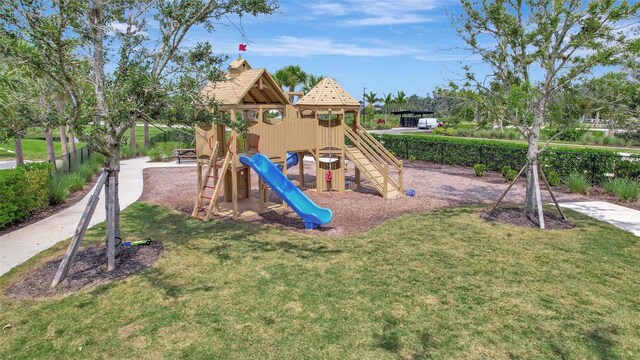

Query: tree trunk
left=288, top=85, right=295, bottom=103
left=143, top=121, right=150, bottom=148
left=59, top=126, right=69, bottom=156
left=68, top=131, right=77, bottom=153
left=524, top=112, right=544, bottom=224
left=45, top=126, right=56, bottom=169
left=56, top=95, right=69, bottom=156
left=594, top=111, right=600, bottom=127
left=14, top=134, right=24, bottom=166
left=129, top=125, right=136, bottom=152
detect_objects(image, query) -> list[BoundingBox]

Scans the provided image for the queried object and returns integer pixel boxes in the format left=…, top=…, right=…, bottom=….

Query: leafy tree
left=1, top=0, right=277, bottom=265
left=273, top=65, right=307, bottom=102
left=455, top=0, right=639, bottom=225
left=583, top=72, right=639, bottom=129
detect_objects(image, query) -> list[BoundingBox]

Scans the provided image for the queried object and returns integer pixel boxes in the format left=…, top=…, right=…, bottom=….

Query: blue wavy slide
left=239, top=153, right=332, bottom=229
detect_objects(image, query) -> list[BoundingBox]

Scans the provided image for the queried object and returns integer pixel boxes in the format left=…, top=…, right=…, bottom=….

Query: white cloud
left=242, top=36, right=422, bottom=57
left=346, top=14, right=436, bottom=26
left=306, top=0, right=446, bottom=26
left=108, top=22, right=146, bottom=35
left=309, top=3, right=349, bottom=16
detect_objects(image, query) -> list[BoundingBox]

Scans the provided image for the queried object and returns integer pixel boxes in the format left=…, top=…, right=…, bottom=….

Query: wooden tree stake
left=538, top=164, right=567, bottom=220
left=107, top=175, right=116, bottom=271
left=51, top=171, right=108, bottom=287
left=489, top=164, right=526, bottom=213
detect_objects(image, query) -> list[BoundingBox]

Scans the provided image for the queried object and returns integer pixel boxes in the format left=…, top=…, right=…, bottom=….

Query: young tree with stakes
left=454, top=0, right=639, bottom=226
left=1, top=0, right=278, bottom=272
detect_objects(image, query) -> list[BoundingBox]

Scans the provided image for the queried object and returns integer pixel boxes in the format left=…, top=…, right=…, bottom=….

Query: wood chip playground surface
left=141, top=159, right=586, bottom=236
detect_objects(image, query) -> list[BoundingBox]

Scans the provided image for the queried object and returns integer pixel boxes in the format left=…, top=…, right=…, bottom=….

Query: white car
left=418, top=118, right=440, bottom=129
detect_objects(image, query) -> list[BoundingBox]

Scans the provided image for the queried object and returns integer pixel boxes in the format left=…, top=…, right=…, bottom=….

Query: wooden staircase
left=344, top=124, right=403, bottom=199
left=192, top=141, right=232, bottom=220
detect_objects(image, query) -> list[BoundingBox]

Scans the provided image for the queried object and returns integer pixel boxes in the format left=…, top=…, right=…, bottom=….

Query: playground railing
left=345, top=125, right=402, bottom=194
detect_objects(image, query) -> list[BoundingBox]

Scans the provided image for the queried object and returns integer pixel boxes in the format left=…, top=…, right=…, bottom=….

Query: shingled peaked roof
left=296, top=78, right=361, bottom=108
left=200, top=67, right=290, bottom=106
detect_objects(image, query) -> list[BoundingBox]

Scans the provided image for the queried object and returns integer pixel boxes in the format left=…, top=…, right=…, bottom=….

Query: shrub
left=615, top=160, right=640, bottom=180
left=0, top=162, right=53, bottom=228
left=501, top=165, right=512, bottom=178
left=374, top=123, right=392, bottom=130
left=603, top=178, right=639, bottom=202
left=615, top=130, right=640, bottom=144
left=379, top=134, right=630, bottom=184
left=23, top=162, right=53, bottom=211
left=502, top=166, right=518, bottom=182
left=408, top=155, right=416, bottom=161
left=432, top=127, right=457, bottom=136
left=545, top=169, right=561, bottom=187
left=473, top=164, right=486, bottom=177
left=48, top=175, right=71, bottom=205
left=66, top=172, right=86, bottom=192
left=0, top=167, right=29, bottom=228
left=77, top=163, right=96, bottom=182
left=566, top=173, right=590, bottom=194
left=146, top=141, right=183, bottom=161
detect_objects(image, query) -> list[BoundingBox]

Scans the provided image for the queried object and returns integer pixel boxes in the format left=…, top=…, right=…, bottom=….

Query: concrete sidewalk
left=0, top=157, right=195, bottom=275
left=560, top=201, right=640, bottom=237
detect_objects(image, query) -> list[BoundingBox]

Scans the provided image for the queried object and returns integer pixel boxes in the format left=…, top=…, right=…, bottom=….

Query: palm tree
left=273, top=65, right=308, bottom=102
left=364, top=91, right=381, bottom=106
left=382, top=93, right=394, bottom=122
left=394, top=91, right=407, bottom=111
left=302, top=74, right=324, bottom=94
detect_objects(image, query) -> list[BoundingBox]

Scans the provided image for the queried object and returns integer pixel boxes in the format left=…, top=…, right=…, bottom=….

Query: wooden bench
left=173, top=148, right=197, bottom=164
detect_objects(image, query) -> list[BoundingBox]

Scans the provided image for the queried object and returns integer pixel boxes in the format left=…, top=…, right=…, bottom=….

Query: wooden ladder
left=192, top=141, right=231, bottom=221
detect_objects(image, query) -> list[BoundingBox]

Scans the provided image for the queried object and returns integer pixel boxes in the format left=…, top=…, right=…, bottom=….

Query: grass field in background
left=1, top=204, right=639, bottom=358
left=0, top=125, right=164, bottom=160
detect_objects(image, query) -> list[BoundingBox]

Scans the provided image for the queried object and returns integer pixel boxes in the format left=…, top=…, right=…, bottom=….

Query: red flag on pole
left=238, top=44, right=247, bottom=51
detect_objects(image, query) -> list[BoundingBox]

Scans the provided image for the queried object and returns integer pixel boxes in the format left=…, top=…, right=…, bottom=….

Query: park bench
left=173, top=148, right=197, bottom=164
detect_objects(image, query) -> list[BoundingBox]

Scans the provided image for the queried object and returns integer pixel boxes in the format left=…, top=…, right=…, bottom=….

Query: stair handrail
left=356, top=124, right=402, bottom=169
left=345, top=126, right=401, bottom=193
left=355, top=124, right=403, bottom=193
left=344, top=126, right=387, bottom=171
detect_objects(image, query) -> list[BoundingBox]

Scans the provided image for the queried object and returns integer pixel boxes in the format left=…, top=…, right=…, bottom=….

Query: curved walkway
left=0, top=157, right=195, bottom=275
left=560, top=201, right=640, bottom=237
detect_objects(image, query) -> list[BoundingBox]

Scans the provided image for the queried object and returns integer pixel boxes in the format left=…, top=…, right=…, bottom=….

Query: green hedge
left=378, top=134, right=638, bottom=184
left=0, top=162, right=53, bottom=228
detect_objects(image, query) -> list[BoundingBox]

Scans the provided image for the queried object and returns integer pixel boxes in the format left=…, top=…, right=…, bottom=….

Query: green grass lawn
left=1, top=204, right=639, bottom=358
left=0, top=139, right=78, bottom=160
left=0, top=125, right=165, bottom=160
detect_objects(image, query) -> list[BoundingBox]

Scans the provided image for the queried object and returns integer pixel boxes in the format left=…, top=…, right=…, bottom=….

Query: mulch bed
left=140, top=160, right=586, bottom=236
left=5, top=242, right=163, bottom=300
left=482, top=206, right=574, bottom=229
left=0, top=174, right=100, bottom=237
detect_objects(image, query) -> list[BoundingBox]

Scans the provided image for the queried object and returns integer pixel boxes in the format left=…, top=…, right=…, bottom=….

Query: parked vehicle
left=418, top=118, right=441, bottom=129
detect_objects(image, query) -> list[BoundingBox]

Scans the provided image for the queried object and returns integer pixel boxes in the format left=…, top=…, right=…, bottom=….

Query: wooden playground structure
left=192, top=58, right=403, bottom=221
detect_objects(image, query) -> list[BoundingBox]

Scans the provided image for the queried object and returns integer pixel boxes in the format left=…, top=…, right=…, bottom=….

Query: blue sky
left=187, top=0, right=477, bottom=100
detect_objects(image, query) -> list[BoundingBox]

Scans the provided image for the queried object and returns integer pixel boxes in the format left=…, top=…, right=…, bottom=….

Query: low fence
left=378, top=134, right=640, bottom=184
left=148, top=129, right=194, bottom=147
left=53, top=146, right=92, bottom=174
left=48, top=129, right=194, bottom=173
